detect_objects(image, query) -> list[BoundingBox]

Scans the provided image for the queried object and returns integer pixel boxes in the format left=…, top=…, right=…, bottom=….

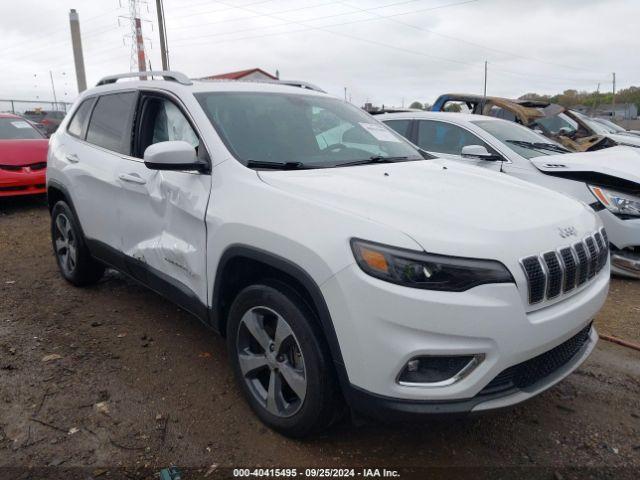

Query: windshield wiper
left=246, top=160, right=309, bottom=170
left=336, top=155, right=411, bottom=167
left=506, top=140, right=570, bottom=154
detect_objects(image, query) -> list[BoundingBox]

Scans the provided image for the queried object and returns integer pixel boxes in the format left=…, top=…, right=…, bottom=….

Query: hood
left=530, top=146, right=640, bottom=186
left=608, top=133, right=640, bottom=147
left=0, top=139, right=49, bottom=166
left=258, top=160, right=598, bottom=260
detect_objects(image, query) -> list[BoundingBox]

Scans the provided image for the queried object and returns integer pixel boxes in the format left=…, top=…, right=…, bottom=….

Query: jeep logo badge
left=558, top=226, right=578, bottom=238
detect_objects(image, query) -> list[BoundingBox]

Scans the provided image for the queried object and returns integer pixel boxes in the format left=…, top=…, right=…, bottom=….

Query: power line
left=2, top=7, right=119, bottom=54
left=170, top=0, right=480, bottom=44
left=169, top=0, right=604, bottom=85
left=165, top=0, right=277, bottom=21
left=335, top=0, right=594, bottom=73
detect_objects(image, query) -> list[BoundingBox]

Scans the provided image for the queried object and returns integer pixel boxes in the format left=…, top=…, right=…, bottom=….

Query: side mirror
left=143, top=140, right=206, bottom=172
left=461, top=145, right=502, bottom=161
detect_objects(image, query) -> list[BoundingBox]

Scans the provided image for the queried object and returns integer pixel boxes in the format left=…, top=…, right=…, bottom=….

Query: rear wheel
left=51, top=201, right=104, bottom=286
left=227, top=282, right=341, bottom=437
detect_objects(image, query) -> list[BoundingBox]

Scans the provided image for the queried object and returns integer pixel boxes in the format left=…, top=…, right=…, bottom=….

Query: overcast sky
left=0, top=0, right=637, bottom=108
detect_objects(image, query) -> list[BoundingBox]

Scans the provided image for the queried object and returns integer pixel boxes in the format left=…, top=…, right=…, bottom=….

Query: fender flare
left=47, top=180, right=86, bottom=238
left=212, top=244, right=349, bottom=384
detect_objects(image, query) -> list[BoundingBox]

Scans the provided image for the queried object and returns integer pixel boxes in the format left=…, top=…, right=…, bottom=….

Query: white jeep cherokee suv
left=47, top=71, right=609, bottom=437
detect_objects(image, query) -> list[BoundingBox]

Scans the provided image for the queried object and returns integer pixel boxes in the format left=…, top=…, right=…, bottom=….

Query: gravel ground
left=1, top=196, right=639, bottom=479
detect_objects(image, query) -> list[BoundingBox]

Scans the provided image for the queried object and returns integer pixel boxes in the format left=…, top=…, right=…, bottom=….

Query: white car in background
left=592, top=117, right=640, bottom=138
left=570, top=110, right=640, bottom=148
left=378, top=112, right=640, bottom=279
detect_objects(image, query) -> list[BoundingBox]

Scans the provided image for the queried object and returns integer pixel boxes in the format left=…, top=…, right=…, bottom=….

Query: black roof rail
left=96, top=71, right=192, bottom=86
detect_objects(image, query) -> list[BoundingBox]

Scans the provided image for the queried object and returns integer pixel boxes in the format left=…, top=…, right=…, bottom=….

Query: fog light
left=398, top=354, right=483, bottom=386
left=406, top=359, right=420, bottom=372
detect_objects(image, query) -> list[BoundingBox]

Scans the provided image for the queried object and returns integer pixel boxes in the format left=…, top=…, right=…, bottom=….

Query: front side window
left=67, top=99, right=94, bottom=138
left=138, top=97, right=199, bottom=155
left=195, top=92, right=421, bottom=168
left=0, top=118, right=44, bottom=140
left=86, top=92, right=137, bottom=154
left=416, top=120, right=492, bottom=155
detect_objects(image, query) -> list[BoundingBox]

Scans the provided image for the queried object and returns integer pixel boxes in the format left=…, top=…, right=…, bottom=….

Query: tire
left=51, top=201, right=105, bottom=286
left=227, top=281, right=342, bottom=437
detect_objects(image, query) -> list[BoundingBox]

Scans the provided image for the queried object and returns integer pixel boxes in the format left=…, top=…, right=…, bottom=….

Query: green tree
left=409, top=101, right=423, bottom=110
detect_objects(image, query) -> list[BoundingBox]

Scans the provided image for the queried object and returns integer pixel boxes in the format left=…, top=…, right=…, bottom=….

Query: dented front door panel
left=116, top=157, right=211, bottom=309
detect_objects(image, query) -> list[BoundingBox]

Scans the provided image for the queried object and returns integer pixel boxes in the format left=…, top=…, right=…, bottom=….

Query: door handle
left=118, top=173, right=147, bottom=185
left=65, top=153, right=79, bottom=164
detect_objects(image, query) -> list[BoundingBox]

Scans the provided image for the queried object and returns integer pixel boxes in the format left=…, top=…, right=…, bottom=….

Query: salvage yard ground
left=1, top=196, right=639, bottom=475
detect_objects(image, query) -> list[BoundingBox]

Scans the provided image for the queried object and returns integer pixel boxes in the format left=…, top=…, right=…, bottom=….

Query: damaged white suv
left=48, top=72, right=609, bottom=437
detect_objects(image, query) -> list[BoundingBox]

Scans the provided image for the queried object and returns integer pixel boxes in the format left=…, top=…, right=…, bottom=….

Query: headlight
left=589, top=185, right=640, bottom=217
left=350, top=239, right=514, bottom=292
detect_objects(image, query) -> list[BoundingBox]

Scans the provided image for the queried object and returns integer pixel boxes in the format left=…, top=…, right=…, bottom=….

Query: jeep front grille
left=520, top=228, right=608, bottom=305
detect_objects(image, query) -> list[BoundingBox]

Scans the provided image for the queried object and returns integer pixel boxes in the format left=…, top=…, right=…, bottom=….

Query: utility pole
left=612, top=72, right=616, bottom=119
left=483, top=60, right=488, bottom=98
left=155, top=0, right=169, bottom=70
left=592, top=82, right=600, bottom=116
left=49, top=71, right=58, bottom=111
left=344, top=87, right=347, bottom=101
left=68, top=9, right=87, bottom=92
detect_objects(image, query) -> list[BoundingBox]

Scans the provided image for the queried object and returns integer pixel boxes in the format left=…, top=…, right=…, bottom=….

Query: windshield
left=571, top=111, right=610, bottom=135
left=472, top=119, right=567, bottom=159
left=594, top=118, right=625, bottom=133
left=195, top=92, right=422, bottom=168
left=532, top=112, right=579, bottom=136
left=0, top=118, right=44, bottom=140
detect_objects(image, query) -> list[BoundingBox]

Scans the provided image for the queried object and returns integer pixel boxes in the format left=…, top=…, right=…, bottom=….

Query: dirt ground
left=1, top=196, right=639, bottom=478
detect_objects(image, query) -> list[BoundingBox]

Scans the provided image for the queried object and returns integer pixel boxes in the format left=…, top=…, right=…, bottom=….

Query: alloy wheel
left=53, top=213, right=77, bottom=276
left=236, top=306, right=307, bottom=418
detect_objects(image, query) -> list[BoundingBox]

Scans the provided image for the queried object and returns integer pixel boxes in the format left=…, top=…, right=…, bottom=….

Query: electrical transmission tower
left=119, top=0, right=152, bottom=76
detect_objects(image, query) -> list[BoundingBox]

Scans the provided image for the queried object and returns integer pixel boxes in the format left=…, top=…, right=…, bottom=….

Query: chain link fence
left=0, top=99, right=73, bottom=115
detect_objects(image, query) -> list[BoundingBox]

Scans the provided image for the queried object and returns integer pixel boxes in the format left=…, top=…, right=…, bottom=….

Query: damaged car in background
left=379, top=111, right=640, bottom=279
left=431, top=93, right=640, bottom=152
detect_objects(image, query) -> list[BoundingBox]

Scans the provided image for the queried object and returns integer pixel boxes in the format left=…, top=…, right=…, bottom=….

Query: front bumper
left=610, top=249, right=640, bottom=279
left=321, top=263, right=608, bottom=407
left=597, top=210, right=640, bottom=278
left=345, top=325, right=597, bottom=420
left=0, top=169, right=46, bottom=197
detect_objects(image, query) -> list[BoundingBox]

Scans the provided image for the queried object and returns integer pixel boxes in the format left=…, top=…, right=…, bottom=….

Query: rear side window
left=67, top=99, right=94, bottom=138
left=86, top=92, right=137, bottom=154
left=383, top=120, right=412, bottom=138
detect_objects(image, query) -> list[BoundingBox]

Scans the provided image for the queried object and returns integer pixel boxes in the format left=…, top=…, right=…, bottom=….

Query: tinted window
left=195, top=92, right=420, bottom=167
left=384, top=119, right=412, bottom=138
left=417, top=120, right=491, bottom=155
left=0, top=118, right=44, bottom=139
left=67, top=99, right=94, bottom=138
left=86, top=92, right=136, bottom=154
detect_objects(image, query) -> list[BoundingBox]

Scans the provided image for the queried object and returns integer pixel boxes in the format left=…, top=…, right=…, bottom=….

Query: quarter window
left=67, top=99, right=94, bottom=138
left=416, top=120, right=492, bottom=156
left=86, top=92, right=137, bottom=154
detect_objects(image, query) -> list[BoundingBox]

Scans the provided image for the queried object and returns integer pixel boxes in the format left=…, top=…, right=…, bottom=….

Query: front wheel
left=227, top=282, right=342, bottom=437
left=51, top=201, right=105, bottom=286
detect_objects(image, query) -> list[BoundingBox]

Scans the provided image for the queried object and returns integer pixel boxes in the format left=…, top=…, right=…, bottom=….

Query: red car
left=0, top=113, right=48, bottom=197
